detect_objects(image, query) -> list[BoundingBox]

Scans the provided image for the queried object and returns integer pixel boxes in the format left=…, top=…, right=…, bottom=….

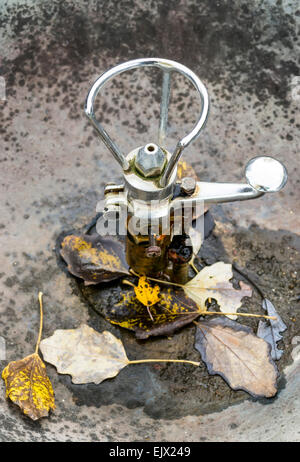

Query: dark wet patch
left=3, top=276, right=18, bottom=288
left=0, top=0, right=298, bottom=106
left=52, top=208, right=300, bottom=420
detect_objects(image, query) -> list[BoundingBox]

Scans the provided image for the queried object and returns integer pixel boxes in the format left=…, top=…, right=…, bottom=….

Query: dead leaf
left=188, top=225, right=203, bottom=257
left=184, top=262, right=252, bottom=319
left=105, top=287, right=200, bottom=339
left=257, top=298, right=287, bottom=360
left=176, top=161, right=199, bottom=181
left=1, top=292, right=55, bottom=420
left=134, top=276, right=160, bottom=307
left=2, top=354, right=55, bottom=420
left=40, top=324, right=199, bottom=384
left=187, top=215, right=205, bottom=269
left=60, top=234, right=129, bottom=285
left=195, top=317, right=278, bottom=398
left=40, top=325, right=129, bottom=384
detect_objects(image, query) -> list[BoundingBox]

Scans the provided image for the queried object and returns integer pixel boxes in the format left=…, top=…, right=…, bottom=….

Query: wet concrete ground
left=0, top=0, right=299, bottom=441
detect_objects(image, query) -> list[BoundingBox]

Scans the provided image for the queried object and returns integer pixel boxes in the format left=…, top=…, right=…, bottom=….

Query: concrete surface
left=0, top=0, right=299, bottom=441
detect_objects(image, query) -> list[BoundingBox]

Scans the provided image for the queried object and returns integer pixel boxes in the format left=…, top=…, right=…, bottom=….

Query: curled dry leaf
left=184, top=262, right=252, bottom=319
left=105, top=287, right=200, bottom=339
left=40, top=325, right=129, bottom=384
left=2, top=354, right=55, bottom=420
left=195, top=317, right=278, bottom=398
left=257, top=298, right=287, bottom=360
left=60, top=234, right=129, bottom=285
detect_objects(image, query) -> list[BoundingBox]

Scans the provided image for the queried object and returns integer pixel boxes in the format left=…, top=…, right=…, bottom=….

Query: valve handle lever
left=85, top=58, right=209, bottom=186
left=172, top=156, right=288, bottom=208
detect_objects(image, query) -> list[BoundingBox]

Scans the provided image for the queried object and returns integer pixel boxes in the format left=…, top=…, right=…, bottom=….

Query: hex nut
left=181, top=176, right=196, bottom=195
left=135, top=143, right=166, bottom=178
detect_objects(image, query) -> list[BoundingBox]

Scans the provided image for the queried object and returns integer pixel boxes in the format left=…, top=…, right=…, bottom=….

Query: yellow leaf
left=134, top=276, right=160, bottom=307
left=176, top=161, right=199, bottom=181
left=2, top=353, right=55, bottom=420
left=2, top=292, right=55, bottom=420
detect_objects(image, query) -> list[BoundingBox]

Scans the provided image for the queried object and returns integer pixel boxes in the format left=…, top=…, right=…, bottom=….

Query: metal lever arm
left=172, top=156, right=288, bottom=207
left=172, top=182, right=264, bottom=209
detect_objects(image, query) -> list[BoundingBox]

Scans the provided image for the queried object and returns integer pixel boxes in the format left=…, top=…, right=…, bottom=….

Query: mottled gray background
left=0, top=0, right=299, bottom=442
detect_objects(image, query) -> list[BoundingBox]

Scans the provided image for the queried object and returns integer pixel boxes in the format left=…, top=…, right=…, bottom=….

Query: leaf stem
left=169, top=310, right=276, bottom=320
left=190, top=261, right=199, bottom=274
left=129, top=270, right=276, bottom=320
left=129, top=269, right=184, bottom=288
left=202, top=311, right=276, bottom=320
left=128, top=358, right=200, bottom=367
left=122, top=279, right=136, bottom=288
left=35, top=292, right=44, bottom=355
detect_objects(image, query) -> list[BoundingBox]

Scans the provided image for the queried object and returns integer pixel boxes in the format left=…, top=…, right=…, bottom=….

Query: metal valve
left=85, top=58, right=288, bottom=276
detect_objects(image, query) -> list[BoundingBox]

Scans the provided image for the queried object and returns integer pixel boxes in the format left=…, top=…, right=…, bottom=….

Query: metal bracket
left=85, top=58, right=209, bottom=187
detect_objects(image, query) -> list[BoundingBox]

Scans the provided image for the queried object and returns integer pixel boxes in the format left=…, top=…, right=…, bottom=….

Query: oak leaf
left=184, top=262, right=252, bottom=318
left=195, top=317, right=278, bottom=398
left=60, top=234, right=129, bottom=285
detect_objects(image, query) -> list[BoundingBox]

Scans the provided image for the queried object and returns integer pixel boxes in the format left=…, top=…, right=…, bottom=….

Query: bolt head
left=135, top=143, right=166, bottom=178
left=181, top=176, right=196, bottom=195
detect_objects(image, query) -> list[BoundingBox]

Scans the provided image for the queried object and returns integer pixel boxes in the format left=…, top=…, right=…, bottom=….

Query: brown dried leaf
left=2, top=353, right=55, bottom=420
left=60, top=234, right=129, bottom=285
left=184, top=262, right=252, bottom=318
left=106, top=287, right=200, bottom=339
left=195, top=317, right=278, bottom=398
left=40, top=325, right=129, bottom=384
